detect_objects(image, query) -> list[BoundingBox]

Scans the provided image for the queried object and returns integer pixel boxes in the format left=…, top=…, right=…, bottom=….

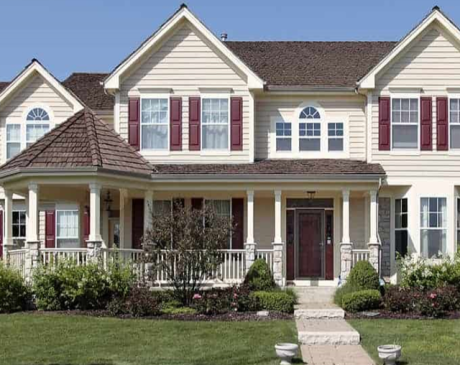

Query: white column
left=119, top=189, right=128, bottom=249
left=3, top=190, right=13, bottom=255
left=144, top=190, right=154, bottom=234
left=88, top=183, right=102, bottom=242
left=342, top=189, right=351, bottom=244
left=369, top=190, right=378, bottom=244
left=274, top=190, right=282, bottom=243
left=27, top=183, right=39, bottom=243
left=246, top=190, right=254, bottom=244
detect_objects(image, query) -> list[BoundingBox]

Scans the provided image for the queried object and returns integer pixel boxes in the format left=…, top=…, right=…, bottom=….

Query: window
left=206, top=199, right=231, bottom=247
left=27, top=108, right=50, bottom=121
left=450, top=99, right=460, bottom=149
left=6, top=124, right=21, bottom=159
left=275, top=121, right=292, bottom=151
left=12, top=211, right=26, bottom=239
left=420, top=198, right=447, bottom=258
left=202, top=98, right=229, bottom=150
left=152, top=200, right=172, bottom=216
left=299, top=106, right=321, bottom=152
left=328, top=123, right=344, bottom=151
left=26, top=107, right=50, bottom=147
left=56, top=210, right=79, bottom=248
left=141, top=98, right=168, bottom=150
left=395, top=198, right=408, bottom=258
left=392, top=98, right=418, bottom=149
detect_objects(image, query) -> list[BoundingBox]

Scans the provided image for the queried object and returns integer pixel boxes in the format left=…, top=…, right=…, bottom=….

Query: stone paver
left=296, top=318, right=360, bottom=345
left=301, top=345, right=375, bottom=365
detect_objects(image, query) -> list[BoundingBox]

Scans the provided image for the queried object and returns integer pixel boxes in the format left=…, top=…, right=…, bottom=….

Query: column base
left=86, top=241, right=103, bottom=263
left=340, top=242, right=353, bottom=282
left=367, top=242, right=381, bottom=275
left=244, top=242, right=257, bottom=272
left=272, top=242, right=284, bottom=287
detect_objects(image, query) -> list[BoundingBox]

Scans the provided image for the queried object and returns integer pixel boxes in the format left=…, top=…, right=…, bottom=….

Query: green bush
left=347, top=261, right=380, bottom=291
left=33, top=260, right=135, bottom=311
left=162, top=306, right=197, bottom=315
left=0, top=262, right=31, bottom=313
left=243, top=259, right=276, bottom=291
left=250, top=290, right=295, bottom=313
left=108, top=286, right=161, bottom=317
left=342, top=289, right=382, bottom=312
left=333, top=283, right=357, bottom=307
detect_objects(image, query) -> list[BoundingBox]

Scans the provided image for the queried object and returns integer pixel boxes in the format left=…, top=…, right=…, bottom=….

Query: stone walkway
left=293, top=287, right=375, bottom=365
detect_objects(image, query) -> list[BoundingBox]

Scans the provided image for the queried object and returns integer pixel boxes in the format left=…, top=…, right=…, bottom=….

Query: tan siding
left=255, top=95, right=366, bottom=160
left=254, top=197, right=275, bottom=249
left=0, top=73, right=75, bottom=164
left=372, top=25, right=460, bottom=177
left=119, top=23, right=251, bottom=164
left=350, top=197, right=366, bottom=249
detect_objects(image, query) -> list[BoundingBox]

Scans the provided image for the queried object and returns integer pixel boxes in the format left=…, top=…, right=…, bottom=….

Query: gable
left=375, top=24, right=460, bottom=91
left=121, top=23, right=248, bottom=90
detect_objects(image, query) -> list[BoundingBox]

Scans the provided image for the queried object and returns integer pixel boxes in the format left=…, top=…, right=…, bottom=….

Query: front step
left=294, top=307, right=345, bottom=319
left=297, top=319, right=360, bottom=345
left=292, top=287, right=337, bottom=305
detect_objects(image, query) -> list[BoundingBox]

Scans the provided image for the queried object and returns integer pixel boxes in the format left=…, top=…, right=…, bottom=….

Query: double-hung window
left=276, top=121, right=292, bottom=151
left=56, top=210, right=79, bottom=248
left=420, top=197, right=447, bottom=258
left=6, top=124, right=21, bottom=160
left=392, top=98, right=418, bottom=149
left=299, top=106, right=321, bottom=151
left=328, top=122, right=344, bottom=151
left=395, top=198, right=408, bottom=258
left=202, top=98, right=229, bottom=150
left=450, top=99, right=460, bottom=149
left=12, top=210, right=26, bottom=240
left=141, top=98, right=169, bottom=150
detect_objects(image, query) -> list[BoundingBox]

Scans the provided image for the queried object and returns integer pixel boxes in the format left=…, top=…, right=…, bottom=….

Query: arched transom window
left=6, top=107, right=51, bottom=160
left=299, top=106, right=322, bottom=151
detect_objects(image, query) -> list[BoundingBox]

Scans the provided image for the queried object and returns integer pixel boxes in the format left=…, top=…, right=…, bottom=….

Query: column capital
left=274, top=190, right=282, bottom=198
left=369, top=190, right=378, bottom=198
left=28, top=182, right=39, bottom=192
left=89, top=182, right=101, bottom=191
left=144, top=190, right=154, bottom=199
left=4, top=189, right=13, bottom=199
left=246, top=190, right=254, bottom=198
left=342, top=189, right=350, bottom=198
left=119, top=188, right=128, bottom=198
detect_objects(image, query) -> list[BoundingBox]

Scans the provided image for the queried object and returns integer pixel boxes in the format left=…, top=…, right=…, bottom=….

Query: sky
left=1, top=0, right=460, bottom=81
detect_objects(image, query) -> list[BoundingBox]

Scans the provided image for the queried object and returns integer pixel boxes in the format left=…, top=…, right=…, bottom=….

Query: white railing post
left=368, top=190, right=381, bottom=274
left=272, top=190, right=284, bottom=287
left=340, top=189, right=353, bottom=281
left=245, top=190, right=256, bottom=272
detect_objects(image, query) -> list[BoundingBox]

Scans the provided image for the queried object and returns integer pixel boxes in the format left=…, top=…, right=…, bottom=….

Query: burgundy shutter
left=230, top=97, right=243, bottom=151
left=45, top=210, right=56, bottom=248
left=231, top=198, right=244, bottom=249
left=189, top=97, right=201, bottom=151
left=128, top=98, right=140, bottom=150
left=191, top=198, right=204, bottom=210
left=132, top=199, right=144, bottom=249
left=170, top=97, right=182, bottom=151
left=0, top=211, right=3, bottom=258
left=437, top=97, right=449, bottom=151
left=83, top=207, right=90, bottom=247
left=379, top=97, right=391, bottom=150
left=286, top=210, right=295, bottom=280
left=420, top=97, right=433, bottom=150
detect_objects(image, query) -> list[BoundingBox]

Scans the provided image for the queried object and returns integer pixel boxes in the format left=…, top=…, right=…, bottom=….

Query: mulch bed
left=346, top=310, right=460, bottom=320
left=25, top=310, right=293, bottom=322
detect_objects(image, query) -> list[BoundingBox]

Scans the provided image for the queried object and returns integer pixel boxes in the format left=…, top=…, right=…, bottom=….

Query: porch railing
left=351, top=249, right=370, bottom=267
left=7, top=249, right=26, bottom=278
left=40, top=248, right=89, bottom=266
left=255, top=249, right=274, bottom=272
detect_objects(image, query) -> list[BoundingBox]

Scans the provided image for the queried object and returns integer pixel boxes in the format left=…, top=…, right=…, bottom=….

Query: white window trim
left=270, top=117, right=292, bottom=157
left=448, top=94, right=460, bottom=152
left=204, top=198, right=233, bottom=249
left=200, top=94, right=231, bottom=154
left=55, top=209, right=80, bottom=247
left=420, top=197, right=447, bottom=257
left=390, top=94, right=421, bottom=154
left=140, top=94, right=170, bottom=154
left=4, top=105, right=53, bottom=162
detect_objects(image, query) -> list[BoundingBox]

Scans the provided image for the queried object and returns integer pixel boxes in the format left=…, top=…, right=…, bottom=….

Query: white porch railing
left=255, top=249, right=274, bottom=272
left=7, top=249, right=26, bottom=277
left=351, top=249, right=370, bottom=267
left=40, top=248, right=89, bottom=266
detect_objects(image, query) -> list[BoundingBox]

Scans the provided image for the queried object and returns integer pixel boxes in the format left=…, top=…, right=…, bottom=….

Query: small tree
left=142, top=202, right=233, bottom=305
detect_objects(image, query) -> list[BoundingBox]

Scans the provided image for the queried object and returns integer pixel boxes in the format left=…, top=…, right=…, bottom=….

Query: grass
left=0, top=313, right=298, bottom=365
left=349, top=319, right=460, bottom=365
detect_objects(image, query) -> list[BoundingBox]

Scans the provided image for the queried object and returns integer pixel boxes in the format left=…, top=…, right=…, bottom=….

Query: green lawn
left=349, top=319, right=460, bottom=365
left=0, top=313, right=298, bottom=365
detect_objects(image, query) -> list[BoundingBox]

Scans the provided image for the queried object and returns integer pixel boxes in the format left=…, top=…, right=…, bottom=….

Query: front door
left=298, top=211, right=323, bottom=278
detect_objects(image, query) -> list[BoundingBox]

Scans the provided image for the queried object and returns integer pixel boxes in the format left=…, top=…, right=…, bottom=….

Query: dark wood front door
left=298, top=211, right=323, bottom=278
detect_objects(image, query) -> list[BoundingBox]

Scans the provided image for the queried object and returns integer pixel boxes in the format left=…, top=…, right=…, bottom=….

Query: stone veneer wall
left=378, top=197, right=391, bottom=278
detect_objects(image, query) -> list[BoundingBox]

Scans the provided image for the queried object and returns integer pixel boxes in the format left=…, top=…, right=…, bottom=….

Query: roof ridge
left=226, top=40, right=398, bottom=44
left=84, top=109, right=103, bottom=167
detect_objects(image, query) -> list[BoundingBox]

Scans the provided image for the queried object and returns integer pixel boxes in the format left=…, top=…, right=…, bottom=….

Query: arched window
left=299, top=106, right=321, bottom=151
left=26, top=107, right=50, bottom=121
left=25, top=107, right=50, bottom=148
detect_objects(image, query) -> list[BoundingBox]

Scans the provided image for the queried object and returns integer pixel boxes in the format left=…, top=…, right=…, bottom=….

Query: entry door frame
left=295, top=209, right=325, bottom=279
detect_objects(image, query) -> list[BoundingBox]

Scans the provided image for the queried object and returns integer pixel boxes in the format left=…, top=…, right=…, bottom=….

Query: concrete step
left=294, top=307, right=345, bottom=320
left=297, top=319, right=360, bottom=345
left=292, top=287, right=337, bottom=306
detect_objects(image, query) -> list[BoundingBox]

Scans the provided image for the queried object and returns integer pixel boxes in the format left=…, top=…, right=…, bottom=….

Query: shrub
left=383, top=286, right=417, bottom=313
left=342, top=289, right=382, bottom=313
left=334, top=284, right=358, bottom=307
left=33, top=260, right=134, bottom=311
left=191, top=286, right=255, bottom=315
left=0, top=262, right=31, bottom=313
left=250, top=290, right=295, bottom=313
left=243, top=259, right=276, bottom=291
left=162, top=306, right=197, bottom=315
left=347, top=261, right=380, bottom=291
left=108, top=286, right=161, bottom=317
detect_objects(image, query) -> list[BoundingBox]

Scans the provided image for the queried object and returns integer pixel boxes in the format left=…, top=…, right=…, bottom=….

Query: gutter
left=265, top=85, right=357, bottom=93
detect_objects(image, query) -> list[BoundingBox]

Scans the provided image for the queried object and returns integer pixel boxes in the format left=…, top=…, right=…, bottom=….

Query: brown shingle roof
left=153, top=159, right=385, bottom=177
left=63, top=73, right=113, bottom=110
left=226, top=41, right=397, bottom=88
left=0, top=108, right=153, bottom=177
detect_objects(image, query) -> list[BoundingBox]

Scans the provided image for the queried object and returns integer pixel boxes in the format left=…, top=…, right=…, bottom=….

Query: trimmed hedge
left=243, top=259, right=276, bottom=291
left=342, top=289, right=382, bottom=312
left=0, top=263, right=31, bottom=313
left=251, top=290, right=295, bottom=313
left=347, top=261, right=380, bottom=291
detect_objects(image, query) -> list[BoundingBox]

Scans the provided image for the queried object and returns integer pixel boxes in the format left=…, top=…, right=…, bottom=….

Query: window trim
left=55, top=209, right=80, bottom=247
left=12, top=209, right=27, bottom=240
left=140, top=95, right=171, bottom=152
left=394, top=198, right=408, bottom=258
left=390, top=94, right=421, bottom=152
left=275, top=118, right=292, bottom=153
left=420, top=197, right=447, bottom=257
left=200, top=95, right=231, bottom=152
left=448, top=95, right=460, bottom=150
left=327, top=121, right=345, bottom=152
